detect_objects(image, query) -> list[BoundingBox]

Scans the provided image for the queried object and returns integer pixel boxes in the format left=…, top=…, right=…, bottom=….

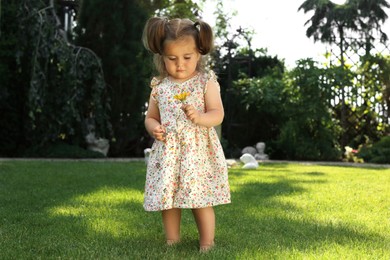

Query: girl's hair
left=142, top=17, right=214, bottom=77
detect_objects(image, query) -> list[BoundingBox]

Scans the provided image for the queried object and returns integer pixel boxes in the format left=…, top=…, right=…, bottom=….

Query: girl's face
left=163, top=36, right=201, bottom=82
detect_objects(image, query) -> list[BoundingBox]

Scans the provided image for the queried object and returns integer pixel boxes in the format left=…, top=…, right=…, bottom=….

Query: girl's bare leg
left=162, top=208, right=181, bottom=245
left=192, top=207, right=215, bottom=251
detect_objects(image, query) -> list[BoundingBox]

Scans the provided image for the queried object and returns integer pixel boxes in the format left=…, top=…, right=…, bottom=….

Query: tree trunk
left=339, top=24, right=347, bottom=147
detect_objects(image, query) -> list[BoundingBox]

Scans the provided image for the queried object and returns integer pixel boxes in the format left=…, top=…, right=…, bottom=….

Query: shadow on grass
left=0, top=161, right=162, bottom=258
left=217, top=169, right=387, bottom=257
left=303, top=171, right=325, bottom=176
left=0, top=161, right=217, bottom=258
left=0, top=161, right=387, bottom=259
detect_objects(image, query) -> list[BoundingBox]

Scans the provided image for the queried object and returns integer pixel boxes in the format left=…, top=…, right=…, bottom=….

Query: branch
left=49, top=0, right=69, bottom=43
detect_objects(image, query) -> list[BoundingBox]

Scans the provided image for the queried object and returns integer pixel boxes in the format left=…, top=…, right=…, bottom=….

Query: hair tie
left=194, top=21, right=200, bottom=30
left=162, top=17, right=170, bottom=26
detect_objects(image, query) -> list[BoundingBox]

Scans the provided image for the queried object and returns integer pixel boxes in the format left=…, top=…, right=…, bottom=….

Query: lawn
left=0, top=160, right=389, bottom=259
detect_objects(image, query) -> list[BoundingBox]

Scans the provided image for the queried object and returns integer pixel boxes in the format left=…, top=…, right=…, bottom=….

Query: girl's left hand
left=182, top=104, right=200, bottom=124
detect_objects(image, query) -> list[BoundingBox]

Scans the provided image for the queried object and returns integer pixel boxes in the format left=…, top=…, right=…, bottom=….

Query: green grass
left=0, top=160, right=389, bottom=259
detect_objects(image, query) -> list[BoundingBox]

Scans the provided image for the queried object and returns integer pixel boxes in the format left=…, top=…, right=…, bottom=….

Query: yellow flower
left=173, top=92, right=190, bottom=102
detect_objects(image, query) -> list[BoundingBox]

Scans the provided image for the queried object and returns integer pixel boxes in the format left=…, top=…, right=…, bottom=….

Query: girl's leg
left=162, top=208, right=181, bottom=245
left=192, top=207, right=215, bottom=251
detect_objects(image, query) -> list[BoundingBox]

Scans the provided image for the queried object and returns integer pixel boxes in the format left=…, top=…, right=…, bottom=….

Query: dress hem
left=144, top=201, right=231, bottom=212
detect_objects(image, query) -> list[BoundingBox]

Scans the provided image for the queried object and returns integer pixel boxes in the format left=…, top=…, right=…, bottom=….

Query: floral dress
left=144, top=70, right=231, bottom=211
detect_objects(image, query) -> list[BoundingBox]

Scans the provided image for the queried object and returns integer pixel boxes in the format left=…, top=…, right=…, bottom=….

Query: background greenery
left=0, top=0, right=389, bottom=162
left=0, top=160, right=388, bottom=259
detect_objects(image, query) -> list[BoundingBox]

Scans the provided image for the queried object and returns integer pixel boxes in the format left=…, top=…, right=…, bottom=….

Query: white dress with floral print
left=144, top=71, right=231, bottom=211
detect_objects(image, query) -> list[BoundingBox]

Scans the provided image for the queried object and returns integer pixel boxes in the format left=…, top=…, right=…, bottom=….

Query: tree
left=298, top=0, right=389, bottom=147
left=202, top=1, right=287, bottom=156
left=277, top=59, right=342, bottom=161
left=299, top=0, right=355, bottom=147
left=351, top=0, right=389, bottom=54
left=358, top=54, right=390, bottom=140
left=152, top=0, right=203, bottom=18
left=75, top=0, right=151, bottom=156
left=1, top=0, right=111, bottom=157
left=0, top=0, right=23, bottom=156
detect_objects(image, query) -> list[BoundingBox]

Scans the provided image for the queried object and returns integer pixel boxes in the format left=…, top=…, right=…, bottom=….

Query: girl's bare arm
left=183, top=80, right=224, bottom=128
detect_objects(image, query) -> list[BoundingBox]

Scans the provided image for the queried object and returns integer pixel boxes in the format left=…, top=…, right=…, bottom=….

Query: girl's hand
left=152, top=125, right=166, bottom=142
left=182, top=104, right=201, bottom=124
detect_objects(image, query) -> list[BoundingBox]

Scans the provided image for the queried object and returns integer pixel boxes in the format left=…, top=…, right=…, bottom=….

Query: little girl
left=142, top=17, right=231, bottom=252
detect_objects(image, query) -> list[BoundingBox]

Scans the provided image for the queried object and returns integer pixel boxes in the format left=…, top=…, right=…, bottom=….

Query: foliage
left=153, top=0, right=203, bottom=18
left=210, top=2, right=343, bottom=161
left=0, top=0, right=22, bottom=156
left=325, top=62, right=360, bottom=146
left=358, top=54, right=390, bottom=133
left=74, top=0, right=152, bottom=156
left=0, top=0, right=112, bottom=156
left=22, top=142, right=105, bottom=158
left=1, top=0, right=207, bottom=157
left=276, top=59, right=342, bottom=161
left=221, top=57, right=343, bottom=161
left=211, top=1, right=236, bottom=41
left=220, top=51, right=286, bottom=157
left=1, top=0, right=388, bottom=160
left=235, top=72, right=285, bottom=115
left=298, top=0, right=389, bottom=148
left=298, top=0, right=354, bottom=43
left=298, top=0, right=389, bottom=45
left=358, top=136, right=390, bottom=164
left=0, top=161, right=389, bottom=258
left=324, top=54, right=390, bottom=148
left=352, top=0, right=390, bottom=45
left=231, top=48, right=285, bottom=79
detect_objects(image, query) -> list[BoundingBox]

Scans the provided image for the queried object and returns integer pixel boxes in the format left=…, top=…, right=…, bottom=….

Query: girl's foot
left=166, top=239, right=180, bottom=246
left=199, top=241, right=214, bottom=253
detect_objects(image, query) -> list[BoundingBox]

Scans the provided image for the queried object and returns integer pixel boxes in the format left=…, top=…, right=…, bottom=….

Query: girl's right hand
left=152, top=125, right=166, bottom=142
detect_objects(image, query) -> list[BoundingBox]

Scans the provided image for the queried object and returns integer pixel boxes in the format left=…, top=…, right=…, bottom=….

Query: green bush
left=276, top=120, right=342, bottom=161
left=22, top=143, right=105, bottom=159
left=7, top=0, right=112, bottom=154
left=225, top=67, right=286, bottom=157
left=275, top=59, right=341, bottom=161
left=358, top=136, right=390, bottom=164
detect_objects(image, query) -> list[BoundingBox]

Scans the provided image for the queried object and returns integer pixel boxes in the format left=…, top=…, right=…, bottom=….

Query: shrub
left=358, top=136, right=390, bottom=164
left=12, top=0, right=112, bottom=154
left=22, top=143, right=105, bottom=159
left=275, top=59, right=341, bottom=161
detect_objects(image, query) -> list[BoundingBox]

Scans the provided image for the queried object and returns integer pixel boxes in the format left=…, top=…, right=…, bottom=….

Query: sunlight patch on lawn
left=48, top=187, right=145, bottom=237
left=75, top=187, right=144, bottom=205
